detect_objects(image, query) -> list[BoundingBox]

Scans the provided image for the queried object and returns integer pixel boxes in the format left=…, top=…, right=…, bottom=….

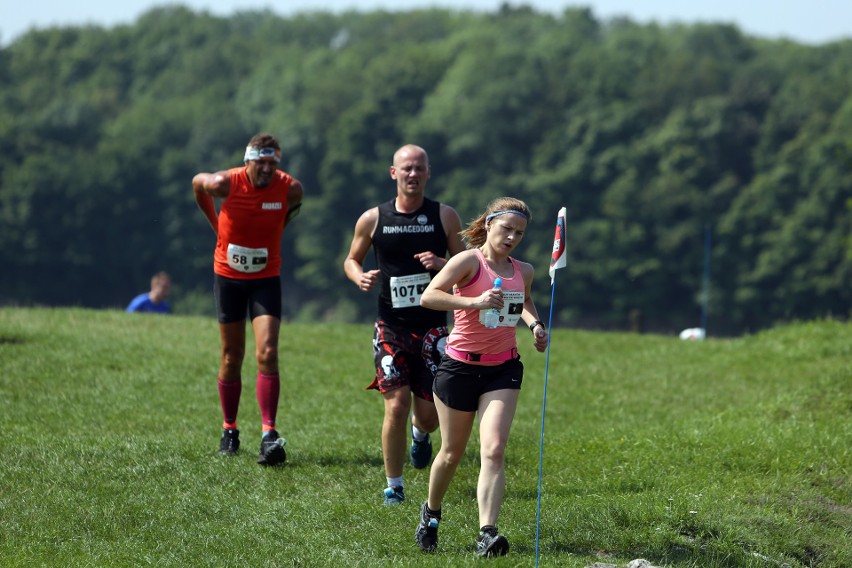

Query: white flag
left=549, top=207, right=567, bottom=285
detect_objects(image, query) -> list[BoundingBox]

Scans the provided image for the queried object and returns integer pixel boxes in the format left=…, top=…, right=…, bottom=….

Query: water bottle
left=482, top=277, right=502, bottom=329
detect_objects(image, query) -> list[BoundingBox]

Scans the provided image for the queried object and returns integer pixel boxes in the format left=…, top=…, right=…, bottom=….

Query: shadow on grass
left=519, top=543, right=603, bottom=558
left=209, top=448, right=384, bottom=469
left=311, top=451, right=384, bottom=468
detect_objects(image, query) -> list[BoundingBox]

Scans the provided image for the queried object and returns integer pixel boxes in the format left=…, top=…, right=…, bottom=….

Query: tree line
left=1, top=5, right=850, bottom=335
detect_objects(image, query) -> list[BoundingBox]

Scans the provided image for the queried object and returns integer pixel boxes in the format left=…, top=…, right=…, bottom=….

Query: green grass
left=0, top=308, right=849, bottom=567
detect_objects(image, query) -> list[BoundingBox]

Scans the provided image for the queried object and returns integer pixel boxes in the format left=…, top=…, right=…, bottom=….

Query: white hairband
left=244, top=146, right=281, bottom=162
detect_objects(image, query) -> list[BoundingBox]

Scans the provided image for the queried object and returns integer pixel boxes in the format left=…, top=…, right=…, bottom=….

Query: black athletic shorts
left=433, top=356, right=524, bottom=412
left=369, top=320, right=448, bottom=400
left=214, top=274, right=281, bottom=324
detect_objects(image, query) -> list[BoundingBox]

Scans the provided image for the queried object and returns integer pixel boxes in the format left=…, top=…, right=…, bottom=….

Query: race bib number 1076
left=389, top=273, right=431, bottom=308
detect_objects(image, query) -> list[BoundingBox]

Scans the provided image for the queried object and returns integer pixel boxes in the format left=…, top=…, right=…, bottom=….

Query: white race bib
left=478, top=290, right=525, bottom=327
left=389, top=273, right=431, bottom=308
left=227, top=243, right=268, bottom=273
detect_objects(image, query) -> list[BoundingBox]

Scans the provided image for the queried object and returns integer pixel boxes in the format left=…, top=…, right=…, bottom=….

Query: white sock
left=387, top=476, right=403, bottom=489
left=411, top=424, right=428, bottom=442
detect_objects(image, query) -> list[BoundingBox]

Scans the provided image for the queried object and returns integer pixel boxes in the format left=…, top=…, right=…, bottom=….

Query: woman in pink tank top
left=414, top=197, right=549, bottom=557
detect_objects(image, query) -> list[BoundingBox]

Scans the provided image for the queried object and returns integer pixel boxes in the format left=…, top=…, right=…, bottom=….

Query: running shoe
left=410, top=433, right=432, bottom=469
left=415, top=501, right=440, bottom=552
left=257, top=430, right=287, bottom=466
left=475, top=526, right=509, bottom=557
left=383, top=485, right=405, bottom=505
left=219, top=428, right=240, bottom=455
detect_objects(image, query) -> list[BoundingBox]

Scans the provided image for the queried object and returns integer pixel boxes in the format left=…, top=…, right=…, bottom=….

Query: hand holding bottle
left=482, top=277, right=503, bottom=328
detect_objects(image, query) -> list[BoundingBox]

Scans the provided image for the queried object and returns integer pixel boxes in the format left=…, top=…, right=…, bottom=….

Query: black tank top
left=373, top=198, right=449, bottom=329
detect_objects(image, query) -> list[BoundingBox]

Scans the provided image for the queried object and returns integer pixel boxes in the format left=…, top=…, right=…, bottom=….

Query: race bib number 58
left=389, top=273, right=431, bottom=308
left=227, top=243, right=268, bottom=273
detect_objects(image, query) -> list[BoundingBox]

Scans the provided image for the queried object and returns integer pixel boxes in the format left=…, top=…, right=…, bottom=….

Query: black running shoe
left=415, top=501, right=440, bottom=552
left=410, top=434, right=432, bottom=469
left=475, top=526, right=509, bottom=557
left=257, top=430, right=287, bottom=466
left=219, top=428, right=240, bottom=455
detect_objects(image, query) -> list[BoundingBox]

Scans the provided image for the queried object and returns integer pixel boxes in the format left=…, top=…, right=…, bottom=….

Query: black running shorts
left=433, top=356, right=524, bottom=412
left=214, top=274, right=281, bottom=324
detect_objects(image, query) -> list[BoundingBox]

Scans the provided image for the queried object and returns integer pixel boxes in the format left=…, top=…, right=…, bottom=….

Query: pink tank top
left=446, top=249, right=525, bottom=365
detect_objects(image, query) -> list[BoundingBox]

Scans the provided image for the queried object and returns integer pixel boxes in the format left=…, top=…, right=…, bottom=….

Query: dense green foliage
left=0, top=308, right=849, bottom=566
left=1, top=6, right=850, bottom=334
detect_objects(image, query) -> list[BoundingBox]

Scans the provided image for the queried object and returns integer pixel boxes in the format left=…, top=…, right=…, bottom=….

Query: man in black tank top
left=344, top=144, right=466, bottom=505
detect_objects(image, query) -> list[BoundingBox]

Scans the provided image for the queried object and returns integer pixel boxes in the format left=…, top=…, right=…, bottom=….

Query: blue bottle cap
left=494, top=277, right=502, bottom=289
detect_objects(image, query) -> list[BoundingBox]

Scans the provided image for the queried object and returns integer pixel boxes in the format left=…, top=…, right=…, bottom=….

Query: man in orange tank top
left=193, top=133, right=304, bottom=466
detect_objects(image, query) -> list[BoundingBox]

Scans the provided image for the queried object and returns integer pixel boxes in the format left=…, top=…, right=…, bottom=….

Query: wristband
left=286, top=202, right=302, bottom=223
left=529, top=320, right=544, bottom=332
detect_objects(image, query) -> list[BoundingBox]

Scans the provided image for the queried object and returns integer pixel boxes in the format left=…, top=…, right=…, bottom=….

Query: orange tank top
left=213, top=167, right=294, bottom=279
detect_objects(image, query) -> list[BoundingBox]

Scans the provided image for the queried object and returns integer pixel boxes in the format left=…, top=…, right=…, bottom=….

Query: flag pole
left=535, top=207, right=567, bottom=567
left=700, top=224, right=711, bottom=334
left=534, top=277, right=557, bottom=567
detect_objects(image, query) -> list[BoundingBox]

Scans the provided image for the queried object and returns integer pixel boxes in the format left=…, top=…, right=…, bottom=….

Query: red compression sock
left=218, top=378, right=242, bottom=428
left=256, top=372, right=280, bottom=432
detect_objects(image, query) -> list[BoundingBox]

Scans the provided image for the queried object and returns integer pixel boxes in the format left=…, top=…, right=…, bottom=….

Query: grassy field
left=0, top=307, right=848, bottom=567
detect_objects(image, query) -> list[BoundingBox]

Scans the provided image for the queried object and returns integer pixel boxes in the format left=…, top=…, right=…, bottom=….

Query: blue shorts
left=433, top=356, right=524, bottom=412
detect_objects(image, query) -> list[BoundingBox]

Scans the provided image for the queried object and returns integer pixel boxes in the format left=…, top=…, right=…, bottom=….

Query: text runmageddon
left=382, top=225, right=435, bottom=234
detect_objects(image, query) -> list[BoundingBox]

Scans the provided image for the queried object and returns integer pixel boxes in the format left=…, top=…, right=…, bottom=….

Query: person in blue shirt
left=126, top=271, right=171, bottom=314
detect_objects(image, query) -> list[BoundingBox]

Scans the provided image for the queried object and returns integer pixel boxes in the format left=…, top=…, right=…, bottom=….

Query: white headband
left=244, top=146, right=281, bottom=162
